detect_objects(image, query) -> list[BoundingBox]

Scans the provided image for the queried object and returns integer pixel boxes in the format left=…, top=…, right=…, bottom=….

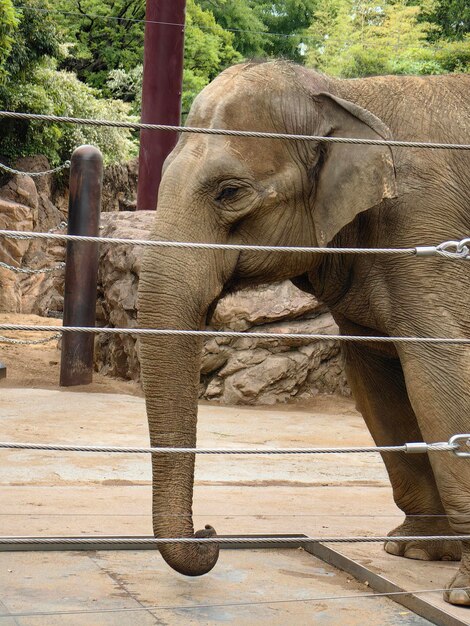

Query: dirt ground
left=0, top=313, right=142, bottom=396
left=0, top=313, right=467, bottom=624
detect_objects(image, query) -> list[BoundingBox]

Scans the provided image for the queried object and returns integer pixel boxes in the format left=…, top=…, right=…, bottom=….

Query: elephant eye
left=215, top=186, right=240, bottom=203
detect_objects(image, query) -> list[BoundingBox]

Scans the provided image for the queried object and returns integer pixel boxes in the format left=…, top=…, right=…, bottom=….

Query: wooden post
left=60, top=145, right=103, bottom=387
left=136, top=0, right=186, bottom=210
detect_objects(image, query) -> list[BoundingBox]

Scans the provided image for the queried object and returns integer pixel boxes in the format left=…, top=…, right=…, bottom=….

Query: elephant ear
left=311, top=93, right=397, bottom=247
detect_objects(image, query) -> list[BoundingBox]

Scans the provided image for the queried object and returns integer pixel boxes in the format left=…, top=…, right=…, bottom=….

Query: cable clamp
left=449, top=434, right=470, bottom=458
left=415, top=246, right=437, bottom=257
left=404, top=442, right=430, bottom=454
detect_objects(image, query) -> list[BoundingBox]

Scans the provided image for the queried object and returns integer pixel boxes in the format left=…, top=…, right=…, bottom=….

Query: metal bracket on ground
left=2, top=534, right=468, bottom=624
left=305, top=541, right=468, bottom=626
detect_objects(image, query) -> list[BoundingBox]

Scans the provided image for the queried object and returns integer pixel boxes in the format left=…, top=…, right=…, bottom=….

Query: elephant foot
left=384, top=516, right=461, bottom=562
left=443, top=570, right=470, bottom=606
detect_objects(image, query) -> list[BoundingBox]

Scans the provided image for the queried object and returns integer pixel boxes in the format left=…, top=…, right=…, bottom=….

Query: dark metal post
left=0, top=362, right=6, bottom=379
left=60, top=145, right=103, bottom=387
left=136, top=0, right=186, bottom=210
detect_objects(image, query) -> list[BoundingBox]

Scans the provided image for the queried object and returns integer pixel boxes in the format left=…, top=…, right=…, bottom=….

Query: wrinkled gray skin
left=137, top=61, right=470, bottom=605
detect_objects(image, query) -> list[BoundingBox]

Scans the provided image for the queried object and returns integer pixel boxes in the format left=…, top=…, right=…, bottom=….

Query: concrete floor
left=0, top=388, right=466, bottom=624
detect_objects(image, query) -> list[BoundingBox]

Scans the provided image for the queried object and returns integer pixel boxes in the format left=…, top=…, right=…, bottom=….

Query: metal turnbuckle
left=449, top=434, right=470, bottom=457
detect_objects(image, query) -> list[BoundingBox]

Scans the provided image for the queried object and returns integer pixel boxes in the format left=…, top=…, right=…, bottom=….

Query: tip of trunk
left=160, top=525, right=220, bottom=577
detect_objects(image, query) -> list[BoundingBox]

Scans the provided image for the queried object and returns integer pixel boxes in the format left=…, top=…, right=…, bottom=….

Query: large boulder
left=95, top=211, right=349, bottom=404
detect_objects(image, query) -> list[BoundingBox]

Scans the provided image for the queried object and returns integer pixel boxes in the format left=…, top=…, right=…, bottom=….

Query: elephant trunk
left=137, top=249, right=224, bottom=576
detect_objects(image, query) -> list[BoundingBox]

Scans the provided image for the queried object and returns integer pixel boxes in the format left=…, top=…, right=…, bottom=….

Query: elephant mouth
left=205, top=298, right=220, bottom=326
left=204, top=278, right=241, bottom=326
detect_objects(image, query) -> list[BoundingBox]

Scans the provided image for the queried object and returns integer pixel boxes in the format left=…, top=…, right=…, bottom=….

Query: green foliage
left=9, top=0, right=61, bottom=78
left=56, top=0, right=146, bottom=90
left=306, top=0, right=469, bottom=77
left=185, top=0, right=242, bottom=79
left=0, top=0, right=19, bottom=82
left=0, top=61, right=137, bottom=165
left=197, top=0, right=270, bottom=57
left=1, top=0, right=468, bottom=167
left=198, top=0, right=318, bottom=60
left=426, top=0, right=469, bottom=41
left=0, top=0, right=136, bottom=164
left=253, top=0, right=319, bottom=59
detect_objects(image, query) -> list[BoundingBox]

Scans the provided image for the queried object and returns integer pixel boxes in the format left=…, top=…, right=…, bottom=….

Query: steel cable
left=0, top=440, right=457, bottom=455
left=0, top=333, right=61, bottom=345
left=0, top=229, right=468, bottom=260
left=0, top=160, right=70, bottom=177
left=0, top=324, right=467, bottom=345
left=0, top=260, right=65, bottom=275
left=0, top=229, right=418, bottom=253
left=1, top=586, right=469, bottom=618
left=1, top=111, right=469, bottom=150
left=2, top=534, right=470, bottom=546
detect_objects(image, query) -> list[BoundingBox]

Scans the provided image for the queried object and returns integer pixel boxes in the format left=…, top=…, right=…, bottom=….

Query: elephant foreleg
left=343, top=344, right=460, bottom=562
left=397, top=342, right=470, bottom=606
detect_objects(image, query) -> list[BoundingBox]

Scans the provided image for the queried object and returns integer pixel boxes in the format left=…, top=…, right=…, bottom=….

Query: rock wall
left=0, top=159, right=65, bottom=314
left=0, top=157, right=349, bottom=404
left=0, top=156, right=138, bottom=316
left=95, top=211, right=349, bottom=405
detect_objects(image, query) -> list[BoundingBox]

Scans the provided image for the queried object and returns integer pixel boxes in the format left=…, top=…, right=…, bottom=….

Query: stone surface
left=0, top=155, right=138, bottom=316
left=0, top=161, right=348, bottom=404
left=95, top=211, right=349, bottom=404
left=0, top=191, right=35, bottom=312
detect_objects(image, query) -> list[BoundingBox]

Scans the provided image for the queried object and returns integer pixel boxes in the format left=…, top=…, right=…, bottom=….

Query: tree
left=2, top=0, right=60, bottom=80
left=198, top=0, right=270, bottom=57
left=59, top=0, right=241, bottom=109
left=306, top=0, right=468, bottom=77
left=0, top=0, right=136, bottom=164
left=56, top=0, right=146, bottom=90
left=426, top=0, right=469, bottom=41
left=254, top=0, right=319, bottom=59
left=0, top=0, right=19, bottom=82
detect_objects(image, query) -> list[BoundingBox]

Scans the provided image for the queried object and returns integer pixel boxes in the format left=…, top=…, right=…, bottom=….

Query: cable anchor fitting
left=449, top=434, right=470, bottom=458
left=435, top=238, right=470, bottom=260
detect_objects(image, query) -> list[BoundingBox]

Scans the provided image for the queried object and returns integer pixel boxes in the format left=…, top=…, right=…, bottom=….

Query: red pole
left=137, top=0, right=186, bottom=211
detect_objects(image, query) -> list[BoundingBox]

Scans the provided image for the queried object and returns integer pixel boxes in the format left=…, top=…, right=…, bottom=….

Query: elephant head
left=137, top=61, right=396, bottom=576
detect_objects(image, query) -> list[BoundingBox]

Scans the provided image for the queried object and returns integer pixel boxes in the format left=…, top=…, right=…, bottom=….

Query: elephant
left=137, top=61, right=470, bottom=605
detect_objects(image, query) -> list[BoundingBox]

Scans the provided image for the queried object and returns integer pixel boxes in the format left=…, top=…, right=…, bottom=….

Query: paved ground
left=0, top=388, right=467, bottom=624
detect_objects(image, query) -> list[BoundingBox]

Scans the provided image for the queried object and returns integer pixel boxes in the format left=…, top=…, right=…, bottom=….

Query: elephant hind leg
left=343, top=344, right=459, bottom=561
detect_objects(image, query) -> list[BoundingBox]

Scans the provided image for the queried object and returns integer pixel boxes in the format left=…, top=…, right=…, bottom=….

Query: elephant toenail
left=403, top=548, right=431, bottom=561
left=384, top=541, right=402, bottom=556
left=446, top=590, right=470, bottom=606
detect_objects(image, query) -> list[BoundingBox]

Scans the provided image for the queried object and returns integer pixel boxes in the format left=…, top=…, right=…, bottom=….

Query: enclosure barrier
left=0, top=110, right=469, bottom=621
left=1, top=110, right=470, bottom=150
left=0, top=437, right=467, bottom=454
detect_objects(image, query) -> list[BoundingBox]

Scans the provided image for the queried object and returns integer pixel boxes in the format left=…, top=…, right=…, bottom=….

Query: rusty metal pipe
left=60, top=145, right=103, bottom=386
